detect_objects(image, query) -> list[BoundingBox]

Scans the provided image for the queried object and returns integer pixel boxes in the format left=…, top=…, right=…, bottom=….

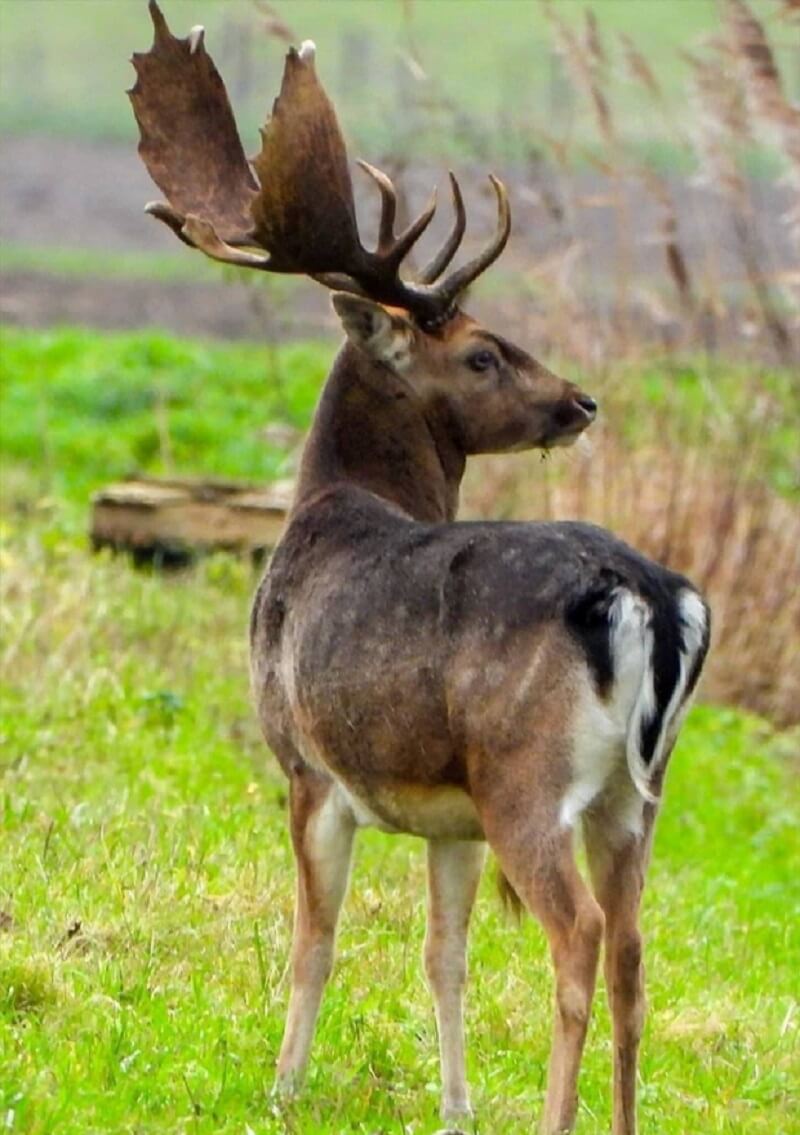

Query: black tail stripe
left=638, top=599, right=684, bottom=766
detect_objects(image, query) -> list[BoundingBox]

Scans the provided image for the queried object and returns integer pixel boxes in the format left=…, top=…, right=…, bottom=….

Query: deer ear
left=331, top=294, right=413, bottom=371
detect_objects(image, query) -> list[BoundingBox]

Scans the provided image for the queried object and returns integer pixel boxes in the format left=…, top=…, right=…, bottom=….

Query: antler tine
left=147, top=0, right=170, bottom=41
left=417, top=172, right=466, bottom=285
left=182, top=215, right=272, bottom=268
left=388, top=188, right=437, bottom=269
left=357, top=160, right=437, bottom=271
left=144, top=201, right=197, bottom=248
left=357, top=161, right=397, bottom=254
left=433, top=176, right=510, bottom=306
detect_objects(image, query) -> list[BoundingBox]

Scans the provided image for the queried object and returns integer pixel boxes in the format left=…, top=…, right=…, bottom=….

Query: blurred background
left=2, top=0, right=797, bottom=721
left=1, top=5, right=799, bottom=1132
left=2, top=0, right=799, bottom=352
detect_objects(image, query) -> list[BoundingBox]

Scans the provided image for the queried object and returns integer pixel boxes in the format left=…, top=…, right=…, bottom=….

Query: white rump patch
left=299, top=40, right=316, bottom=62
left=560, top=589, right=651, bottom=831
left=678, top=589, right=708, bottom=658
left=559, top=586, right=707, bottom=830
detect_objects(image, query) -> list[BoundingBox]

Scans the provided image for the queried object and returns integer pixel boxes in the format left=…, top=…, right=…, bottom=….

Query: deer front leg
left=275, top=768, right=355, bottom=1096
left=584, top=803, right=656, bottom=1135
left=424, top=839, right=486, bottom=1128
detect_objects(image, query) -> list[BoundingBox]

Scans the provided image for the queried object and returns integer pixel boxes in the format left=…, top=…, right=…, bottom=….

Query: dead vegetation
left=391, top=0, right=799, bottom=367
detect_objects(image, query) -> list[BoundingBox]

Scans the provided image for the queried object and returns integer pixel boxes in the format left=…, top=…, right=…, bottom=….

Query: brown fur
left=126, top=13, right=704, bottom=1128
left=249, top=296, right=707, bottom=1133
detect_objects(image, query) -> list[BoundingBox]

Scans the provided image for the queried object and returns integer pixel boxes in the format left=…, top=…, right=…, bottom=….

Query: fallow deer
left=130, top=5, right=710, bottom=1132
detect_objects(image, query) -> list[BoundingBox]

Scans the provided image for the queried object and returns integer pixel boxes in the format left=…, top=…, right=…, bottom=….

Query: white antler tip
left=188, top=25, right=205, bottom=54
left=298, top=40, right=316, bottom=62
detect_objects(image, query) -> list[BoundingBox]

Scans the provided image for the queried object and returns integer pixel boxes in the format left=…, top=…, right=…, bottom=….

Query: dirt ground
left=0, top=134, right=794, bottom=344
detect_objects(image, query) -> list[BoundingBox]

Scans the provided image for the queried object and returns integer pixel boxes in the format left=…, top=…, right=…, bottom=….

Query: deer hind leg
left=275, top=766, right=355, bottom=1096
left=424, top=839, right=486, bottom=1127
left=473, top=764, right=604, bottom=1135
left=583, top=799, right=656, bottom=1135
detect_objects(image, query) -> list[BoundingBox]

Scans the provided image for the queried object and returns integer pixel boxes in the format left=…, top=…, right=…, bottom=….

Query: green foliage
left=0, top=519, right=798, bottom=1134
left=0, top=245, right=214, bottom=283
left=0, top=327, right=329, bottom=517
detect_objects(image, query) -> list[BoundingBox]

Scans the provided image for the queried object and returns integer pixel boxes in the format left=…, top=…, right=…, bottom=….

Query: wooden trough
left=90, top=475, right=294, bottom=566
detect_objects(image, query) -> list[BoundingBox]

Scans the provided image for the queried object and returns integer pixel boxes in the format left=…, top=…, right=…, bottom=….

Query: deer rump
left=252, top=486, right=710, bottom=839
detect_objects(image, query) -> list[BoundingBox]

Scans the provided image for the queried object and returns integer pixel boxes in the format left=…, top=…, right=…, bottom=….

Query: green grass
left=0, top=327, right=330, bottom=523
left=1, top=323, right=798, bottom=1132
left=0, top=245, right=218, bottom=284
left=0, top=0, right=793, bottom=159
left=0, top=516, right=798, bottom=1135
left=0, top=248, right=319, bottom=296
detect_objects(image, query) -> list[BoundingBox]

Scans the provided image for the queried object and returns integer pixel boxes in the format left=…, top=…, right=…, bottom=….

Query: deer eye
left=467, top=349, right=498, bottom=373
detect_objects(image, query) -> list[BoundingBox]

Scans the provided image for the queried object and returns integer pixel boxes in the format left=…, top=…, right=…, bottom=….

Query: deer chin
left=544, top=423, right=590, bottom=449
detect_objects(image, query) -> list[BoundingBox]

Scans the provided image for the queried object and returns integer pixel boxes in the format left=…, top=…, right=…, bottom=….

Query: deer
left=130, top=5, right=710, bottom=1133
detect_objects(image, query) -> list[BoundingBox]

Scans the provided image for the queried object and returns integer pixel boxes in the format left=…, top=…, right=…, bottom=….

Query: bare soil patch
left=0, top=134, right=793, bottom=344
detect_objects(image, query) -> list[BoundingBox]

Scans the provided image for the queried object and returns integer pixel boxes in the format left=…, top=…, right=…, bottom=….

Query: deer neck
left=294, top=344, right=465, bottom=523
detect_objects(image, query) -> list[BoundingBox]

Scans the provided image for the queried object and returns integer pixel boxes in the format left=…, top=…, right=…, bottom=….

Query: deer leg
left=275, top=768, right=355, bottom=1096
left=536, top=846, right=604, bottom=1135
left=474, top=775, right=604, bottom=1135
left=424, top=839, right=486, bottom=1126
left=583, top=804, right=656, bottom=1135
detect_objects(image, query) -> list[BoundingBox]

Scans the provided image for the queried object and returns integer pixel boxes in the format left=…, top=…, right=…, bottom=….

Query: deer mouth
left=544, top=394, right=597, bottom=447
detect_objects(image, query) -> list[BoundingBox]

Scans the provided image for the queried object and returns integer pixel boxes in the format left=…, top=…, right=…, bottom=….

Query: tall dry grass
left=395, top=0, right=799, bottom=365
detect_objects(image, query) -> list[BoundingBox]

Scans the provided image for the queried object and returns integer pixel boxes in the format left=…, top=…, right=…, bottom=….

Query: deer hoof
left=271, top=1072, right=301, bottom=1101
left=436, top=1102, right=474, bottom=1134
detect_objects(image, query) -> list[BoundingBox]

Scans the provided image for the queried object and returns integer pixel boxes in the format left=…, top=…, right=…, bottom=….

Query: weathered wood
left=90, top=475, right=292, bottom=561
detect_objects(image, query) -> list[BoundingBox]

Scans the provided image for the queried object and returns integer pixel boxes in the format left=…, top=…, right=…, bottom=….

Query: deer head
left=129, top=0, right=596, bottom=464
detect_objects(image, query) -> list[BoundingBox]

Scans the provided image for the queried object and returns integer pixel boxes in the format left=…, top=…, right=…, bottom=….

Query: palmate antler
left=128, top=0, right=510, bottom=327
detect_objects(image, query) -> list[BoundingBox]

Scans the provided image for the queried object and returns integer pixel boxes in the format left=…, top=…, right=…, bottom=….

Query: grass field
left=0, top=532, right=797, bottom=1135
left=1, top=325, right=798, bottom=1133
left=0, top=328, right=327, bottom=518
left=0, top=247, right=218, bottom=286
left=0, top=0, right=791, bottom=157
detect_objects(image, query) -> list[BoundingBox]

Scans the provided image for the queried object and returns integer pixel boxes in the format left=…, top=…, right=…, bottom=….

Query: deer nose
left=573, top=393, right=598, bottom=419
